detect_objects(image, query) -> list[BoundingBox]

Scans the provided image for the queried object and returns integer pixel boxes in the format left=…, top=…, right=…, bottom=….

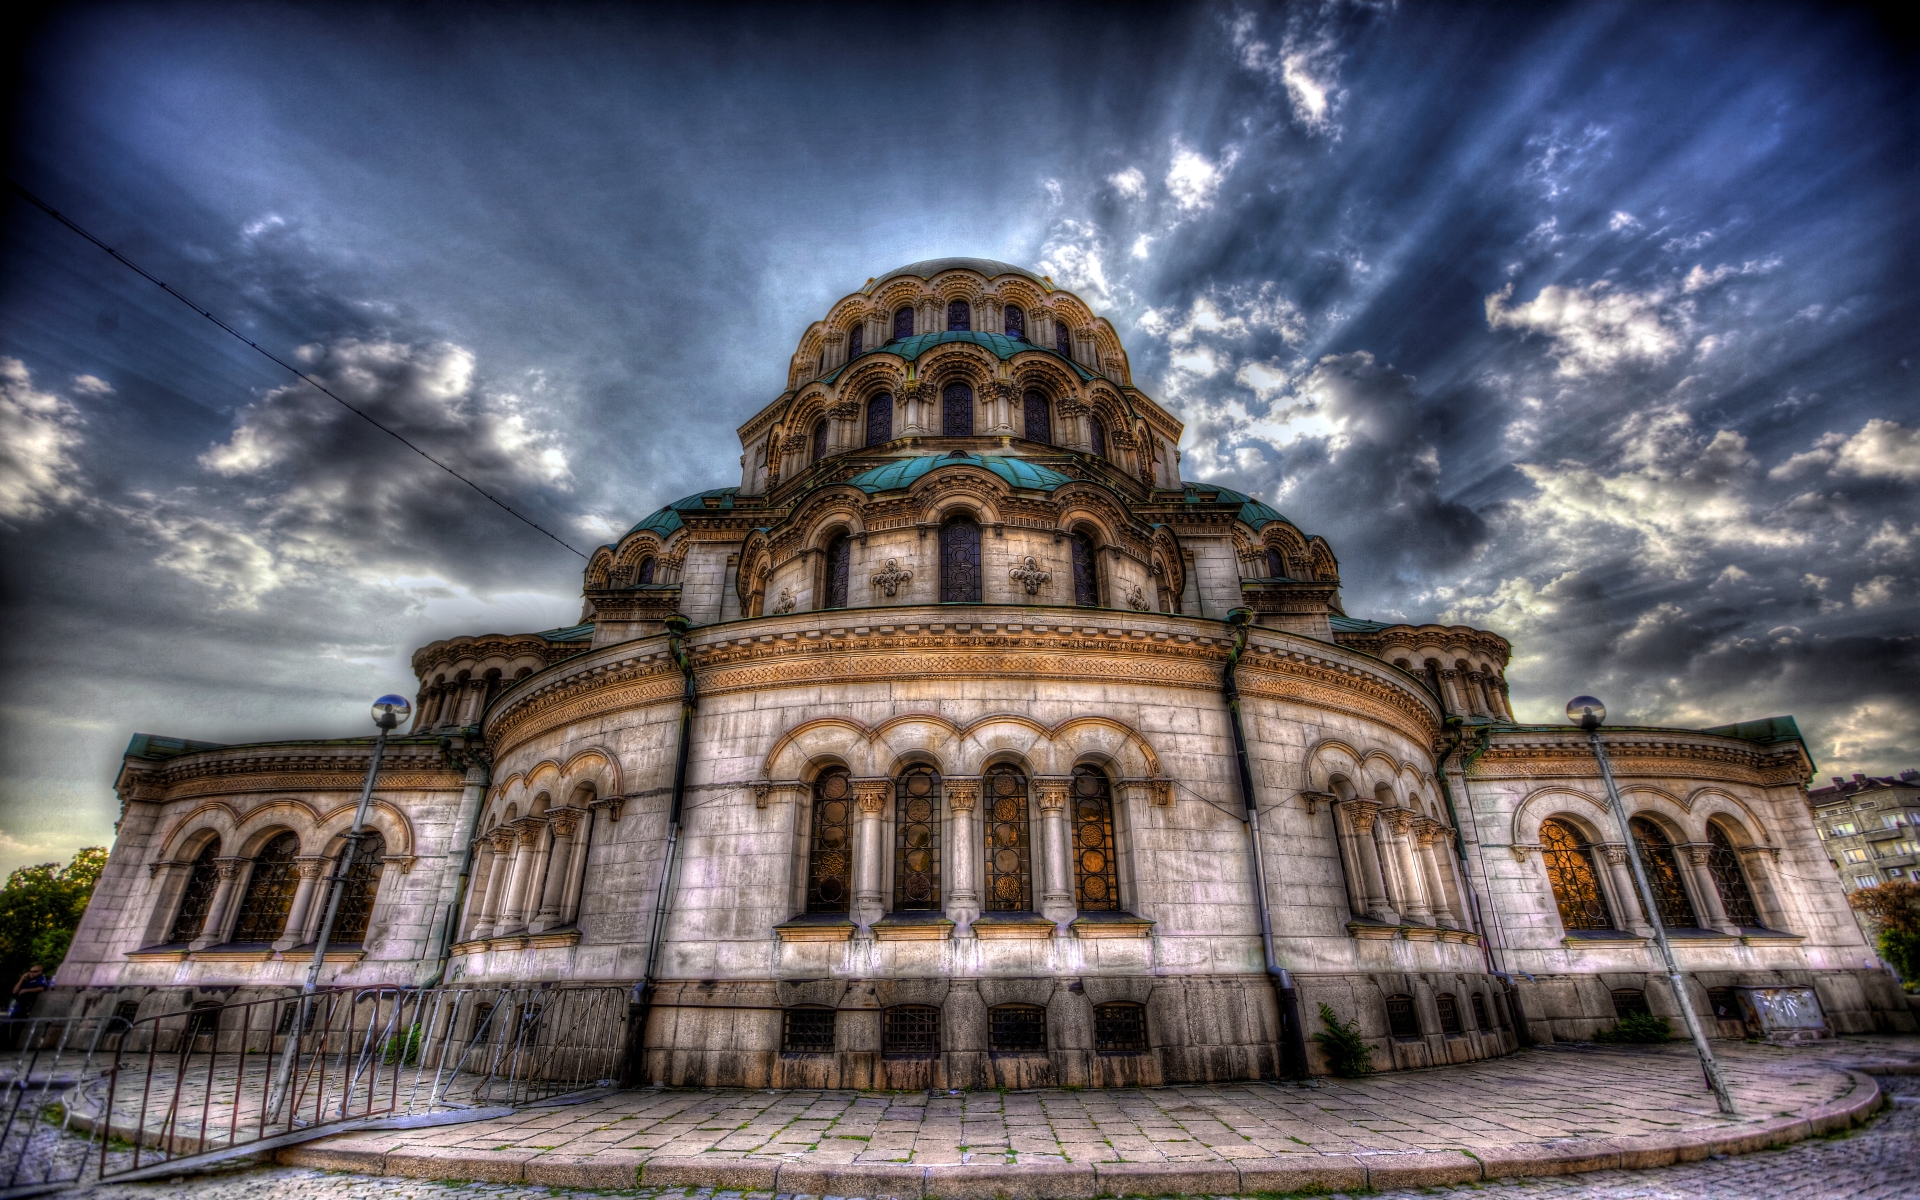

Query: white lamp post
left=303, top=694, right=410, bottom=991
left=1569, top=695, right=1736, bottom=1115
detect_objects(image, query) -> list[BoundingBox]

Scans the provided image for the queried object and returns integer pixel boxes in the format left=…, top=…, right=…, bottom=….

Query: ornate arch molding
left=929, top=273, right=986, bottom=304
left=918, top=344, right=996, bottom=388
left=994, top=279, right=1050, bottom=314
left=906, top=467, right=1009, bottom=526
left=611, top=529, right=674, bottom=584
left=737, top=529, right=774, bottom=613
left=1512, top=786, right=1612, bottom=847
left=314, top=800, right=415, bottom=864
left=1148, top=524, right=1186, bottom=607
left=759, top=712, right=1162, bottom=790
left=1009, top=357, right=1080, bottom=397
left=839, top=357, right=905, bottom=402
left=791, top=489, right=870, bottom=554
left=872, top=279, right=924, bottom=312
left=1686, top=788, right=1772, bottom=844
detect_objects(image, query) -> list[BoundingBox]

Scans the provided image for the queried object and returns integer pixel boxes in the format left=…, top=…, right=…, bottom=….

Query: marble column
left=1601, top=844, right=1652, bottom=935
left=1684, top=845, right=1738, bottom=933
left=1036, top=778, right=1076, bottom=927
left=191, top=859, right=248, bottom=950
left=529, top=814, right=577, bottom=934
left=461, top=841, right=497, bottom=940
left=852, top=779, right=891, bottom=932
left=475, top=829, right=517, bottom=939
left=945, top=778, right=981, bottom=934
left=1330, top=802, right=1369, bottom=917
left=275, top=857, right=329, bottom=951
left=1340, top=799, right=1397, bottom=923
left=1385, top=810, right=1434, bottom=924
left=497, top=824, right=541, bottom=935
left=1414, top=823, right=1459, bottom=928
left=558, top=808, right=594, bottom=927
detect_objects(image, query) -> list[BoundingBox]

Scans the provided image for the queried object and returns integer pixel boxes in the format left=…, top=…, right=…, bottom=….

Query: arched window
left=1385, top=994, right=1420, bottom=1039
left=1436, top=993, right=1462, bottom=1034
left=1023, top=390, right=1051, bottom=444
left=811, top=418, right=829, bottom=463
left=847, top=324, right=863, bottom=359
left=169, top=839, right=221, bottom=943
left=1089, top=417, right=1107, bottom=459
left=231, top=831, right=301, bottom=943
left=806, top=770, right=853, bottom=913
left=636, top=556, right=656, bottom=586
left=893, top=307, right=914, bottom=341
left=332, top=831, right=386, bottom=944
left=1707, top=824, right=1762, bottom=926
left=1070, top=532, right=1100, bottom=607
left=1540, top=818, right=1613, bottom=931
left=823, top=532, right=851, bottom=610
left=947, top=299, right=971, bottom=332
left=940, top=513, right=981, bottom=602
left=942, top=382, right=974, bottom=436
left=1629, top=817, right=1697, bottom=927
left=1055, top=320, right=1072, bottom=357
left=983, top=766, right=1032, bottom=911
left=1004, top=305, right=1026, bottom=339
left=1071, top=766, right=1119, bottom=911
left=866, top=394, right=893, bottom=446
left=1265, top=547, right=1286, bottom=579
left=894, top=765, right=941, bottom=911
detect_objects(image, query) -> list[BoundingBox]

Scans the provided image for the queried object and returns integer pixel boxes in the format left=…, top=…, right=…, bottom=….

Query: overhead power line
left=8, top=180, right=588, bottom=559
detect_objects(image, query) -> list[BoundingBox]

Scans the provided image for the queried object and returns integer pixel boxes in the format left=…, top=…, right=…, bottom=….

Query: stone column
left=1339, top=799, right=1396, bottom=923
left=1385, top=810, right=1434, bottom=924
left=461, top=841, right=497, bottom=940
left=1330, top=802, right=1369, bottom=916
left=1414, top=823, right=1460, bottom=929
left=1036, top=778, right=1076, bottom=927
left=946, top=778, right=981, bottom=934
left=191, top=859, right=248, bottom=950
left=1600, top=845, right=1652, bottom=935
left=529, top=814, right=577, bottom=934
left=852, top=778, right=891, bottom=932
left=1684, top=845, right=1738, bottom=933
left=497, top=824, right=541, bottom=935
left=559, top=808, right=594, bottom=927
left=475, top=830, right=517, bottom=939
left=275, top=857, right=329, bottom=951
left=1057, top=401, right=1090, bottom=450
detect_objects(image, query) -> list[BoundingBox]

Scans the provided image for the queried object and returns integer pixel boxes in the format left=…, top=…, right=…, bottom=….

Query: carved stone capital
left=1339, top=798, right=1380, bottom=832
left=548, top=813, right=580, bottom=839
left=1601, top=843, right=1630, bottom=866
left=1509, top=843, right=1539, bottom=861
left=828, top=400, right=861, bottom=419
left=1384, top=808, right=1416, bottom=835
left=1686, top=844, right=1714, bottom=867
left=214, top=857, right=246, bottom=881
left=853, top=779, right=892, bottom=814
left=945, top=777, right=981, bottom=812
left=1035, top=779, right=1071, bottom=811
left=753, top=780, right=772, bottom=809
left=1298, top=790, right=1335, bottom=815
left=295, top=855, right=328, bottom=880
left=490, top=829, right=518, bottom=854
left=516, top=821, right=546, bottom=847
left=589, top=794, right=626, bottom=822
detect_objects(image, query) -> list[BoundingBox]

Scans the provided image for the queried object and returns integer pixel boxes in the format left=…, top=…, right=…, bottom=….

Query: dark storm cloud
left=1, top=1, right=1914, bottom=868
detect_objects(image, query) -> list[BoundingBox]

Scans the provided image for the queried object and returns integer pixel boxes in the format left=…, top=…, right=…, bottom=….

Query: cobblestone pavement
left=50, top=1071, right=1920, bottom=1199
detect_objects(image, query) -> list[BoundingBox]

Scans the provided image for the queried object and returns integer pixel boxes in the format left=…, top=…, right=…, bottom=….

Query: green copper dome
left=624, top=487, right=738, bottom=540
left=821, top=330, right=1095, bottom=385
left=1183, top=482, right=1291, bottom=530
left=847, top=453, right=1073, bottom=494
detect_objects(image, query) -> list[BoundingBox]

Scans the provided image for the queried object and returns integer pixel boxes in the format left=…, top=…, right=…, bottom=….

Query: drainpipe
left=419, top=735, right=490, bottom=989
left=630, top=614, right=698, bottom=1083
left=1222, top=609, right=1309, bottom=1080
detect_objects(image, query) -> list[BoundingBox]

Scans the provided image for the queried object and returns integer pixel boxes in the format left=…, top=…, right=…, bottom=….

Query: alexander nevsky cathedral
left=59, top=258, right=1912, bottom=1083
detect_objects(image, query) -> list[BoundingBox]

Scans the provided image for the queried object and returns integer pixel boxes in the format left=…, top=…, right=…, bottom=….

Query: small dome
left=873, top=258, right=1049, bottom=289
left=847, top=453, right=1073, bottom=494
left=622, top=487, right=738, bottom=541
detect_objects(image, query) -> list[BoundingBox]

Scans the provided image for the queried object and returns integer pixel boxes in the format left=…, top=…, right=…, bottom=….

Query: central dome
left=873, top=258, right=1048, bottom=289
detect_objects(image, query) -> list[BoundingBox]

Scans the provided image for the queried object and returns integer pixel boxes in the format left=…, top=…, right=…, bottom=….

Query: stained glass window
left=1071, top=767, right=1120, bottom=911
left=1707, top=824, right=1762, bottom=927
left=1630, top=817, right=1698, bottom=927
left=1023, top=390, right=1051, bottom=445
left=1071, top=533, right=1099, bottom=607
left=983, top=767, right=1031, bottom=911
left=947, top=299, right=970, bottom=332
left=893, top=307, right=914, bottom=341
left=812, top=419, right=829, bottom=463
left=1055, top=320, right=1071, bottom=357
left=824, top=533, right=851, bottom=610
left=1266, top=547, right=1285, bottom=579
left=942, top=382, right=974, bottom=436
left=1004, top=305, right=1026, bottom=339
left=866, top=394, right=893, bottom=446
left=169, top=839, right=221, bottom=942
left=894, top=766, right=941, bottom=910
left=989, top=1005, right=1047, bottom=1052
left=331, top=831, right=385, bottom=944
left=1385, top=994, right=1420, bottom=1039
left=847, top=324, right=863, bottom=359
left=1539, top=819, right=1612, bottom=931
left=807, top=771, right=853, bottom=913
left=940, top=514, right=981, bottom=602
left=883, top=1005, right=938, bottom=1058
left=1090, top=418, right=1107, bottom=459
left=1094, top=1003, right=1148, bottom=1053
left=636, top=557, right=655, bottom=585
left=231, top=831, right=301, bottom=943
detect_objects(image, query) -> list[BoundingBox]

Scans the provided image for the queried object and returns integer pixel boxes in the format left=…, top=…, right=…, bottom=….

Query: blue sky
left=2, top=2, right=1915, bottom=872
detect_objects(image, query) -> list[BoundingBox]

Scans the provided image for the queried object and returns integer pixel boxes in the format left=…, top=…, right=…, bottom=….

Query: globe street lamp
left=303, top=694, right=411, bottom=991
left=1569, top=696, right=1737, bottom=1115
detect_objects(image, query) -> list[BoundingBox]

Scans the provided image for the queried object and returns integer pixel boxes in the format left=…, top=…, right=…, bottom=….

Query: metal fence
left=0, top=985, right=630, bottom=1191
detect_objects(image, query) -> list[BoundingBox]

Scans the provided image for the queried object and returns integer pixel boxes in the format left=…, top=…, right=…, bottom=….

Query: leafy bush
left=382, top=1023, right=423, bottom=1066
left=0, top=847, right=107, bottom=982
left=1594, top=1012, right=1671, bottom=1043
left=1850, top=881, right=1920, bottom=984
left=1311, top=1002, right=1374, bottom=1077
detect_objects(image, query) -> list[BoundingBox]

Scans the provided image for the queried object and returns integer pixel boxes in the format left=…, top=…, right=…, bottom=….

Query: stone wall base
left=1513, top=966, right=1916, bottom=1044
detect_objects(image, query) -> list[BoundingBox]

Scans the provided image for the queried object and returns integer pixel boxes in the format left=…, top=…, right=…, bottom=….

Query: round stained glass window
left=822, top=775, right=848, bottom=800
left=906, top=773, right=933, bottom=797
left=995, top=876, right=1022, bottom=901
left=821, top=801, right=847, bottom=825
left=994, top=797, right=1021, bottom=822
left=1075, top=774, right=1101, bottom=796
left=994, top=847, right=1021, bottom=873
left=1080, top=843, right=1104, bottom=869
left=905, top=848, right=932, bottom=873
left=1082, top=877, right=1108, bottom=901
left=817, top=877, right=844, bottom=903
left=820, top=825, right=847, bottom=849
left=994, top=774, right=1018, bottom=796
left=906, top=797, right=933, bottom=822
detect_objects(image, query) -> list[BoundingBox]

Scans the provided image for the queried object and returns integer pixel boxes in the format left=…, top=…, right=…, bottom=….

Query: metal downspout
left=1222, top=610, right=1309, bottom=1080
left=631, top=614, right=698, bottom=1083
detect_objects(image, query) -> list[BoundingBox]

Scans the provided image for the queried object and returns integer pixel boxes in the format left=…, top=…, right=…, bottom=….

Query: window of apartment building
left=1889, top=867, right=1906, bottom=878
left=1844, top=848, right=1869, bottom=863
left=1856, top=875, right=1879, bottom=888
left=1879, top=839, right=1919, bottom=857
left=1884, top=813, right=1909, bottom=828
left=1831, top=822, right=1858, bottom=836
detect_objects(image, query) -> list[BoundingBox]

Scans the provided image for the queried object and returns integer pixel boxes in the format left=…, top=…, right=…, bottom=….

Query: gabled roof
left=846, top=453, right=1074, bottom=494
left=820, top=331, right=1096, bottom=385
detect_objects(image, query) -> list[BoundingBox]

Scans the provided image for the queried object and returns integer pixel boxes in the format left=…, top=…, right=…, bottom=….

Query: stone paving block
left=1361, top=1148, right=1483, bottom=1189
left=521, top=1150, right=646, bottom=1188
left=1473, top=1140, right=1621, bottom=1177
left=640, top=1154, right=780, bottom=1190
left=923, top=1162, right=1096, bottom=1200
left=1233, top=1154, right=1368, bottom=1193
left=1091, top=1160, right=1239, bottom=1195
left=383, top=1143, right=536, bottom=1182
left=780, top=1160, right=926, bottom=1198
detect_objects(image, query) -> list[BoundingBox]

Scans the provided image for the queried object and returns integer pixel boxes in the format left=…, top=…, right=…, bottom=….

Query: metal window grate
left=1071, top=768, right=1120, bottom=910
left=231, top=831, right=301, bottom=942
left=942, top=382, right=975, bottom=437
left=1004, top=305, right=1026, bottom=339
left=824, top=534, right=851, bottom=610
left=1610, top=988, right=1651, bottom=1018
left=169, top=840, right=222, bottom=942
left=1055, top=321, right=1071, bottom=357
left=989, top=1005, right=1048, bottom=1053
left=1470, top=993, right=1490, bottom=1032
left=884, top=1005, right=939, bottom=1058
left=1436, top=993, right=1462, bottom=1035
left=983, top=768, right=1032, bottom=911
left=947, top=299, right=971, bottom=332
left=1385, top=994, right=1420, bottom=1039
left=894, top=307, right=914, bottom=341
left=783, top=1008, right=837, bottom=1054
left=1094, top=1003, right=1148, bottom=1054
left=1540, top=819, right=1613, bottom=931
left=1707, top=825, right=1762, bottom=926
left=894, top=768, right=942, bottom=910
left=1023, top=389, right=1051, bottom=445
left=866, top=393, right=893, bottom=447
left=941, top=515, right=981, bottom=601
left=1631, top=818, right=1698, bottom=927
left=332, top=831, right=386, bottom=944
left=1070, top=532, right=1100, bottom=607
left=807, top=772, right=854, bottom=912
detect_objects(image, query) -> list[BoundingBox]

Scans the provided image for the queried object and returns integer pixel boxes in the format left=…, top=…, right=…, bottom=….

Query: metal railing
left=49, top=984, right=630, bottom=1185
left=0, top=1013, right=124, bottom=1198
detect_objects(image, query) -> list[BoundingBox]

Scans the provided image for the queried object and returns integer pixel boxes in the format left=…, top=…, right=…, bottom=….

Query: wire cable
left=8, top=180, right=588, bottom=559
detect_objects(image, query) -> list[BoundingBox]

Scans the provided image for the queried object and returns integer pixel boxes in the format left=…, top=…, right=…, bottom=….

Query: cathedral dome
left=872, top=258, right=1049, bottom=289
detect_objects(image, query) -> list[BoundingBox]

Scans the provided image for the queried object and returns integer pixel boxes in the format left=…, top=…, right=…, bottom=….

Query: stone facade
left=55, top=258, right=1914, bottom=1082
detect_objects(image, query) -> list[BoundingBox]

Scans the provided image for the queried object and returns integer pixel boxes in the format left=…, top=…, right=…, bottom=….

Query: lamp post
left=303, top=694, right=411, bottom=991
left=1568, top=695, right=1736, bottom=1115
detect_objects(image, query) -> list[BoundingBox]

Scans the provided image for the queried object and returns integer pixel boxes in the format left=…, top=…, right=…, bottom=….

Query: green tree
left=0, top=847, right=108, bottom=982
left=1849, top=879, right=1920, bottom=986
